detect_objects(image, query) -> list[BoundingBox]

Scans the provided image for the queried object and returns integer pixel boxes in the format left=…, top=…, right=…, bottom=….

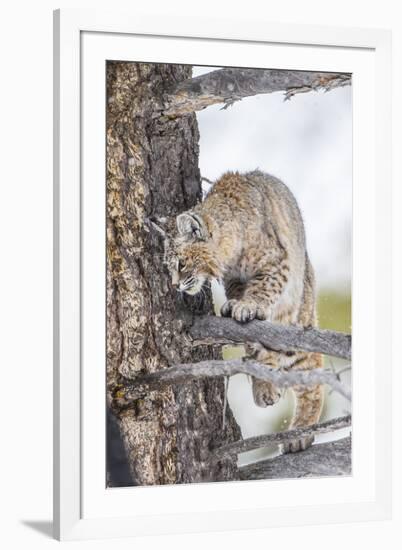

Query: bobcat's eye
left=178, top=259, right=186, bottom=272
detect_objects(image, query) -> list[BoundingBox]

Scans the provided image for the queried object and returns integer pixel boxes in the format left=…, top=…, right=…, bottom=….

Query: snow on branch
left=189, top=315, right=351, bottom=360
left=164, top=68, right=351, bottom=116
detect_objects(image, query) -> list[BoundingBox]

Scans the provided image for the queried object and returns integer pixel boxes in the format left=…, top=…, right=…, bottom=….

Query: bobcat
left=166, top=170, right=324, bottom=452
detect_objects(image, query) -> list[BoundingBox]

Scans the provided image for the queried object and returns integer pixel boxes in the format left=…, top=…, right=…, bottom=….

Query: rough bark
left=164, top=68, right=351, bottom=116
left=190, top=315, right=351, bottom=360
left=106, top=62, right=241, bottom=486
left=122, top=360, right=351, bottom=402
left=239, top=437, right=352, bottom=480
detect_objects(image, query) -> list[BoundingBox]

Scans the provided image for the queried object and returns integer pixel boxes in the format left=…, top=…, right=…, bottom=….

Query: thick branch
left=190, top=315, right=351, bottom=360
left=119, top=359, right=351, bottom=404
left=213, top=415, right=351, bottom=462
left=239, top=436, right=351, bottom=480
left=164, top=68, right=351, bottom=116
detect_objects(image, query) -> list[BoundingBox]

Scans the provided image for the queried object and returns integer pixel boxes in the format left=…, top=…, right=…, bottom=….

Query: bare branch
left=239, top=436, right=351, bottom=480
left=117, top=359, right=351, bottom=404
left=190, top=315, right=351, bottom=360
left=164, top=68, right=351, bottom=116
left=213, top=415, right=351, bottom=462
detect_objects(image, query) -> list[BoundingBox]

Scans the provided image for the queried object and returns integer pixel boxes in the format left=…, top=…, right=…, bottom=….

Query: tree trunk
left=106, top=62, right=241, bottom=486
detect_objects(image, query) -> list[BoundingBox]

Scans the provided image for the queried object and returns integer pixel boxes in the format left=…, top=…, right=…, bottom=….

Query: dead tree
left=106, top=62, right=352, bottom=486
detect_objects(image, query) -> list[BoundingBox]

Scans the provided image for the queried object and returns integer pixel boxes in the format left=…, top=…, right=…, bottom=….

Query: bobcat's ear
left=176, top=212, right=207, bottom=240
left=145, top=216, right=172, bottom=241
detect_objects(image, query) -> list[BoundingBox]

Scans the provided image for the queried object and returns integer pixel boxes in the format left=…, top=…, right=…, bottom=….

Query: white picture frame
left=53, top=8, right=392, bottom=541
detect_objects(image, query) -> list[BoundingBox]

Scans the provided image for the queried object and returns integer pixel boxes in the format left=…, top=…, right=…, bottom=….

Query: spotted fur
left=166, top=170, right=324, bottom=452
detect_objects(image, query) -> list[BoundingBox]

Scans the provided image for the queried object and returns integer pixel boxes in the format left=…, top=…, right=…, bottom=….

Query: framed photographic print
left=53, top=9, right=392, bottom=540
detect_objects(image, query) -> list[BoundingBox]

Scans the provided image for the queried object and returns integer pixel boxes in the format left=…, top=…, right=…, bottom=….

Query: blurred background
left=194, top=66, right=352, bottom=465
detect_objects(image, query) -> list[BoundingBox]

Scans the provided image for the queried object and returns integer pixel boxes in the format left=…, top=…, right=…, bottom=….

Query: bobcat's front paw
left=232, top=300, right=258, bottom=323
left=282, top=435, right=314, bottom=454
left=220, top=299, right=237, bottom=318
left=221, top=299, right=269, bottom=323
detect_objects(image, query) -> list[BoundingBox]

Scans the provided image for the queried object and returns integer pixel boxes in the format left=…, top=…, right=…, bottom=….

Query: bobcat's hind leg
left=250, top=348, right=283, bottom=408
left=282, top=352, right=324, bottom=453
left=252, top=378, right=283, bottom=407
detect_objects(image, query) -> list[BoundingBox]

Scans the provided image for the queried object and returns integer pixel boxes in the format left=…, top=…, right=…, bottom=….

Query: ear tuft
left=176, top=212, right=207, bottom=240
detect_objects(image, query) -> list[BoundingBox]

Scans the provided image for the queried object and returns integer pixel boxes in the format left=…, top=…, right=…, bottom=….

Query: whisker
left=182, top=276, right=195, bottom=288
